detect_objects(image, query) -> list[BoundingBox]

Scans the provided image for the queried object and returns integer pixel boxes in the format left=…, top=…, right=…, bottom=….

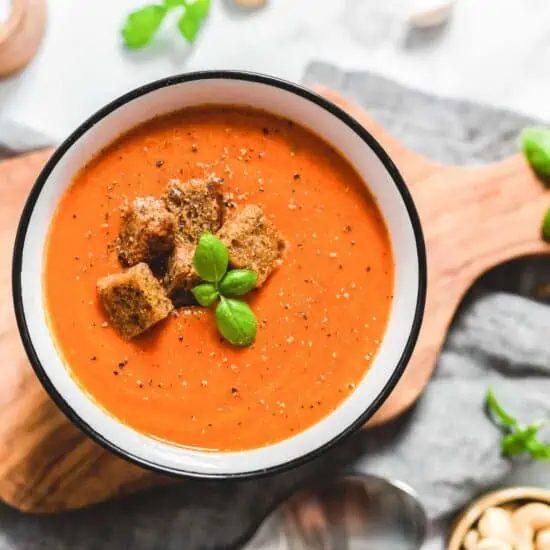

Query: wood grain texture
left=0, top=91, right=547, bottom=513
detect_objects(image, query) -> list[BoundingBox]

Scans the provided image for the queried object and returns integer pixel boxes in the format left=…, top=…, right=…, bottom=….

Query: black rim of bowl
left=12, top=70, right=427, bottom=480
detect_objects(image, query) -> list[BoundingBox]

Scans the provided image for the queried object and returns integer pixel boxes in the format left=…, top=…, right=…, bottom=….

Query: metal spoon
left=243, top=474, right=428, bottom=550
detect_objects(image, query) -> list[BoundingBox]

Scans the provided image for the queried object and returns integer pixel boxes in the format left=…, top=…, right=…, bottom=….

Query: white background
left=1, top=0, right=550, bottom=148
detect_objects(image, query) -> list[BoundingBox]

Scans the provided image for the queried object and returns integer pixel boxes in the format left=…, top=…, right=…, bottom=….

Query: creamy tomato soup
left=44, top=106, right=394, bottom=451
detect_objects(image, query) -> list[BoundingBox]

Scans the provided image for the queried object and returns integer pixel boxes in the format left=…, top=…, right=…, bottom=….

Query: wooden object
left=0, top=0, right=47, bottom=78
left=0, top=91, right=547, bottom=513
left=448, top=487, right=550, bottom=550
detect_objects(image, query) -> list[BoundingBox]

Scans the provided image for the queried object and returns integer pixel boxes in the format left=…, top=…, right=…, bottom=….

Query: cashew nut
left=408, top=0, right=455, bottom=29
left=462, top=501, right=550, bottom=550
left=474, top=539, right=512, bottom=550
left=478, top=507, right=513, bottom=542
left=536, top=528, right=550, bottom=550
left=463, top=529, right=479, bottom=550
left=513, top=503, right=550, bottom=531
left=513, top=524, right=535, bottom=550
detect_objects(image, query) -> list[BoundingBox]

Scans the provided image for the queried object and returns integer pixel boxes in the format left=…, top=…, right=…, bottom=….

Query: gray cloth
left=0, top=63, right=548, bottom=548
left=0, top=118, right=51, bottom=158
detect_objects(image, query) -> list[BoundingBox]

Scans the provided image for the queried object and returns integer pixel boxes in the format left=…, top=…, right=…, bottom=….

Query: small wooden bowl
left=0, top=0, right=47, bottom=78
left=448, top=487, right=550, bottom=550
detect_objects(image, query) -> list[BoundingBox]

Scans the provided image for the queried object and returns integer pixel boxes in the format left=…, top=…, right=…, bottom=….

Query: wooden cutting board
left=0, top=90, right=547, bottom=514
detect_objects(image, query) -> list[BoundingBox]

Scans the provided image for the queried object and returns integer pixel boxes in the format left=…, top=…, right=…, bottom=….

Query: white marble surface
left=0, top=0, right=10, bottom=25
left=1, top=0, right=550, bottom=149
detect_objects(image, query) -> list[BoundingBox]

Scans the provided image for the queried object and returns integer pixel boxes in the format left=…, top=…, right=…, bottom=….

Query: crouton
left=117, top=197, right=176, bottom=267
left=164, top=175, right=224, bottom=244
left=217, top=204, right=285, bottom=286
left=164, top=244, right=201, bottom=305
left=97, top=263, right=173, bottom=339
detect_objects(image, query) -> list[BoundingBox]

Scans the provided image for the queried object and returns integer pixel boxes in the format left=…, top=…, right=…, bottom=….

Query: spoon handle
left=284, top=495, right=332, bottom=549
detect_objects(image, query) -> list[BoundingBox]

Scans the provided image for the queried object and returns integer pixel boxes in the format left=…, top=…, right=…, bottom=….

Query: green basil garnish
left=121, top=0, right=211, bottom=50
left=191, top=283, right=219, bottom=307
left=191, top=233, right=258, bottom=347
left=121, top=5, right=168, bottom=49
left=486, top=388, right=550, bottom=460
left=215, top=297, right=257, bottom=347
left=192, top=233, right=229, bottom=283
left=185, top=0, right=210, bottom=20
left=520, top=127, right=550, bottom=182
left=542, top=207, right=550, bottom=243
left=486, top=388, right=517, bottom=428
left=219, top=270, right=257, bottom=297
left=178, top=10, right=201, bottom=42
left=518, top=128, right=550, bottom=246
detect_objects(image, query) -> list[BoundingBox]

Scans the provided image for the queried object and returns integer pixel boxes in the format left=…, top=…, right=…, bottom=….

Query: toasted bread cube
left=164, top=244, right=201, bottom=305
left=217, top=204, right=285, bottom=286
left=117, top=197, right=176, bottom=267
left=164, top=175, right=224, bottom=244
left=97, top=263, right=173, bottom=339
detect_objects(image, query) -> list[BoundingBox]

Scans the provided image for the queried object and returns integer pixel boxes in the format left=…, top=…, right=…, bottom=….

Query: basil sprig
left=219, top=270, right=258, bottom=296
left=519, top=127, right=550, bottom=243
left=192, top=283, right=219, bottom=307
left=542, top=208, right=550, bottom=243
left=121, top=0, right=210, bottom=49
left=192, top=233, right=228, bottom=283
left=486, top=388, right=550, bottom=460
left=191, top=233, right=258, bottom=347
left=216, top=298, right=257, bottom=347
left=520, top=127, right=550, bottom=182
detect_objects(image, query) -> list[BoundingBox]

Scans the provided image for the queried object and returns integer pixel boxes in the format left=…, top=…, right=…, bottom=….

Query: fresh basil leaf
left=522, top=423, right=550, bottom=460
left=486, top=389, right=550, bottom=461
left=121, top=5, right=168, bottom=49
left=501, top=433, right=527, bottom=456
left=500, top=421, right=547, bottom=458
left=186, top=0, right=211, bottom=19
left=177, top=0, right=209, bottom=42
left=192, top=283, right=219, bottom=307
left=542, top=207, right=550, bottom=242
left=525, top=419, right=545, bottom=436
left=164, top=0, right=186, bottom=7
left=486, top=389, right=518, bottom=429
left=219, top=270, right=257, bottom=297
left=505, top=422, right=541, bottom=450
left=505, top=438, right=550, bottom=460
left=178, top=10, right=201, bottom=42
left=193, top=233, right=229, bottom=283
left=526, top=440, right=550, bottom=460
left=520, top=127, right=550, bottom=182
left=215, top=298, right=257, bottom=347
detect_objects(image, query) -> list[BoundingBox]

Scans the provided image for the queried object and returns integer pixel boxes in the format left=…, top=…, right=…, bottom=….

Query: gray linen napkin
left=0, top=63, right=547, bottom=549
left=0, top=118, right=51, bottom=158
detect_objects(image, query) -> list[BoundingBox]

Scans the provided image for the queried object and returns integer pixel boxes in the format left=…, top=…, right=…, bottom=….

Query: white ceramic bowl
left=12, top=71, right=426, bottom=478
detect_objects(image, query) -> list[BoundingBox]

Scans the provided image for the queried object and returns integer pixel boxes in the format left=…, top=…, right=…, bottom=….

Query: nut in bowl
left=449, top=487, right=550, bottom=550
left=12, top=71, right=426, bottom=478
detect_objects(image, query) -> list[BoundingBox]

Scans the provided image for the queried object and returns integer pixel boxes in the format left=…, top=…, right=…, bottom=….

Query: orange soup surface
left=44, top=106, right=394, bottom=451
